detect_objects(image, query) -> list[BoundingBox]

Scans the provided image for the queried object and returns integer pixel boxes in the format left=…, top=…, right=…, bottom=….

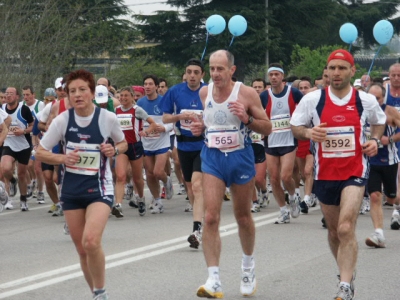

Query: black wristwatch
left=114, top=147, right=119, bottom=156
left=245, top=116, right=254, bottom=126
left=370, top=137, right=382, bottom=148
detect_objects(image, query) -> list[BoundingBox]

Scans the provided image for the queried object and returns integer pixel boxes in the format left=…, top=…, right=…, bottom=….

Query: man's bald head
left=97, top=77, right=110, bottom=88
left=210, top=50, right=235, bottom=67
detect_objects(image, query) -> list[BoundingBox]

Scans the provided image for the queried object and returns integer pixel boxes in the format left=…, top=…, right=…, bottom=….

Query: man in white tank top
left=191, top=50, right=272, bottom=298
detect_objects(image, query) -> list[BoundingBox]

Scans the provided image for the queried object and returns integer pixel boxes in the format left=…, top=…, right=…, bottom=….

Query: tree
left=134, top=0, right=400, bottom=80
left=107, top=55, right=183, bottom=88
left=0, top=0, right=135, bottom=95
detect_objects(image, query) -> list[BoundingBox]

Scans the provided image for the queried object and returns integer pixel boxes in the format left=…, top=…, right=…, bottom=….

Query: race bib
left=207, top=125, right=240, bottom=150
left=143, top=121, right=160, bottom=139
left=251, top=132, right=263, bottom=143
left=271, top=114, right=291, bottom=133
left=180, top=109, right=203, bottom=131
left=117, top=114, right=133, bottom=131
left=65, top=142, right=101, bottom=175
left=7, top=123, right=19, bottom=137
left=321, top=126, right=356, bottom=158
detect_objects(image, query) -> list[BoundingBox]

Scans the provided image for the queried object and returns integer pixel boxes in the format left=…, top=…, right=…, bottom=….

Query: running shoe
left=178, top=183, right=186, bottom=195
left=26, top=184, right=33, bottom=199
left=259, top=193, right=269, bottom=208
left=289, top=197, right=300, bottom=218
left=63, top=222, right=70, bottom=235
left=322, top=217, right=327, bottom=228
left=20, top=200, right=28, bottom=212
left=48, top=203, right=57, bottom=213
left=112, top=203, right=124, bottom=218
left=37, top=192, right=45, bottom=204
left=310, top=194, right=318, bottom=207
left=93, top=290, right=109, bottom=300
left=363, top=196, right=370, bottom=212
left=359, top=198, right=368, bottom=215
left=165, top=176, right=174, bottom=200
left=52, top=204, right=64, bottom=216
left=4, top=199, right=14, bottom=210
left=197, top=277, right=224, bottom=299
left=335, top=284, right=354, bottom=300
left=275, top=210, right=290, bottom=224
left=184, top=203, right=193, bottom=212
left=138, top=198, right=146, bottom=216
left=151, top=202, right=164, bottom=214
left=267, top=183, right=272, bottom=193
left=251, top=202, right=260, bottom=213
left=365, top=231, right=386, bottom=248
left=149, top=198, right=155, bottom=210
left=188, top=230, right=202, bottom=249
left=160, top=187, right=166, bottom=199
left=300, top=200, right=308, bottom=214
left=129, top=199, right=138, bottom=208
left=390, top=212, right=400, bottom=230
left=9, top=178, right=18, bottom=197
left=224, top=189, right=231, bottom=201
left=240, top=267, right=257, bottom=296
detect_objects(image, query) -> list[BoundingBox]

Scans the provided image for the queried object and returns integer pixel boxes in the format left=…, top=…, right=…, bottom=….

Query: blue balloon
left=228, top=15, right=247, bottom=37
left=206, top=15, right=226, bottom=35
left=339, top=23, right=358, bottom=44
left=373, top=20, right=394, bottom=45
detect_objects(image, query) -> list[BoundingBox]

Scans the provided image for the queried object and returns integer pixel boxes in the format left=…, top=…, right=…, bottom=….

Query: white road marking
left=0, top=208, right=323, bottom=299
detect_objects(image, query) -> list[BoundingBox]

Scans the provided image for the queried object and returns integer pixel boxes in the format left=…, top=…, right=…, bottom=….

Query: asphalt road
left=0, top=180, right=398, bottom=300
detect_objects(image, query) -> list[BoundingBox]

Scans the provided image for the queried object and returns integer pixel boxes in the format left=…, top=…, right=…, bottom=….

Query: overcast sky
left=124, top=0, right=175, bottom=15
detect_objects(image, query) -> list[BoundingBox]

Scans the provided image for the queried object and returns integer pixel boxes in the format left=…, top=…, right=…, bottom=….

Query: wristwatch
left=245, top=116, right=254, bottom=126
left=370, top=137, right=382, bottom=148
left=114, top=147, right=119, bottom=156
left=389, top=136, right=395, bottom=144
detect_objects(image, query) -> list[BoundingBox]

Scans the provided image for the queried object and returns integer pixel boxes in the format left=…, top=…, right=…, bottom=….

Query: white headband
left=268, top=67, right=284, bottom=74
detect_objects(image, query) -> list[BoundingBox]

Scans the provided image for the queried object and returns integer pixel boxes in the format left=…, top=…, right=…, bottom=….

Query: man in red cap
left=290, top=49, right=386, bottom=300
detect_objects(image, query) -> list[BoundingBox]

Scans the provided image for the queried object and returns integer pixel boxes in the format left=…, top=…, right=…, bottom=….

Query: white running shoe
left=365, top=231, right=386, bottom=248
left=63, top=222, right=70, bottom=235
left=165, top=176, right=174, bottom=200
left=289, top=195, right=300, bottom=218
left=251, top=202, right=260, bottom=213
left=37, top=192, right=45, bottom=204
left=188, top=230, right=202, bottom=249
left=391, top=211, right=400, bottom=230
left=275, top=210, right=290, bottom=224
left=20, top=201, right=28, bottom=212
left=259, top=193, right=269, bottom=208
left=151, top=202, right=164, bottom=214
left=177, top=183, right=186, bottom=195
left=360, top=196, right=370, bottom=214
left=240, top=267, right=257, bottom=296
left=5, top=199, right=13, bottom=210
left=184, top=203, right=193, bottom=212
left=197, top=277, right=224, bottom=299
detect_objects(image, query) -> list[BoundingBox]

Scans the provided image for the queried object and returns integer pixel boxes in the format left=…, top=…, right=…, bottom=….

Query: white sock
left=280, top=206, right=288, bottom=213
left=339, top=282, right=350, bottom=289
left=288, top=194, right=295, bottom=201
left=304, top=195, right=310, bottom=202
left=295, top=188, right=300, bottom=195
left=208, top=266, right=220, bottom=280
left=242, top=254, right=254, bottom=269
left=375, top=228, right=384, bottom=236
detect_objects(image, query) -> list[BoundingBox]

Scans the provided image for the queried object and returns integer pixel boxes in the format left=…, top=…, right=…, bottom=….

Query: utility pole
left=265, top=0, right=269, bottom=81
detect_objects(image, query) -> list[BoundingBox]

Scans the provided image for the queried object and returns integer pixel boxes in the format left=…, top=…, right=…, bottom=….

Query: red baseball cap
left=327, top=49, right=354, bottom=66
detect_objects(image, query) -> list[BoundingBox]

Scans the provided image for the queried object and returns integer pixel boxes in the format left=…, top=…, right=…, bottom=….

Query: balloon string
left=201, top=31, right=209, bottom=61
left=348, top=44, right=352, bottom=52
left=367, top=45, right=382, bottom=78
left=228, top=36, right=235, bottom=49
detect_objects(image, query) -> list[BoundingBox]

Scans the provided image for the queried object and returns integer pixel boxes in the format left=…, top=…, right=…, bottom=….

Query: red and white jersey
left=115, top=105, right=147, bottom=144
left=290, top=87, right=386, bottom=181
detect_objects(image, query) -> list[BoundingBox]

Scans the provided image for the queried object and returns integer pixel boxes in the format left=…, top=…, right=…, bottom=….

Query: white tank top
left=203, top=82, right=251, bottom=153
